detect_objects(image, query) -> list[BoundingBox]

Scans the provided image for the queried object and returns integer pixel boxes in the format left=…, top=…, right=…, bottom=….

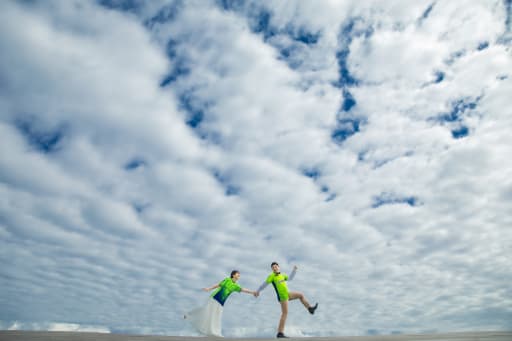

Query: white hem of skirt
left=185, top=297, right=223, bottom=337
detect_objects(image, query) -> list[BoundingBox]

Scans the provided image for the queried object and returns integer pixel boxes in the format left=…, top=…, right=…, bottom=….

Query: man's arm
left=256, top=281, right=268, bottom=294
left=288, top=266, right=298, bottom=281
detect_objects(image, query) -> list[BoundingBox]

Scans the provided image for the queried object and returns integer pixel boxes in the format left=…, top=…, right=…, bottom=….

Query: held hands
left=253, top=291, right=260, bottom=298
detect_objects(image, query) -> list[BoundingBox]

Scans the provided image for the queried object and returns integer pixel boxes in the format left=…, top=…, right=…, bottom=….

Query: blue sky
left=1, top=0, right=511, bottom=337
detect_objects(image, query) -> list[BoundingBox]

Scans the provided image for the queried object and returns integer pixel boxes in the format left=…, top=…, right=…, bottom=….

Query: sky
left=1, top=0, right=511, bottom=337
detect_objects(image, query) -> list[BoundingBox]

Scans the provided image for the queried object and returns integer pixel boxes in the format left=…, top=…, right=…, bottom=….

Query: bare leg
left=289, top=291, right=311, bottom=310
left=278, top=300, right=288, bottom=334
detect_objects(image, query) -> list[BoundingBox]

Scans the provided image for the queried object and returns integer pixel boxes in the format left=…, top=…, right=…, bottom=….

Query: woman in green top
left=185, top=270, right=257, bottom=337
left=256, top=262, right=318, bottom=338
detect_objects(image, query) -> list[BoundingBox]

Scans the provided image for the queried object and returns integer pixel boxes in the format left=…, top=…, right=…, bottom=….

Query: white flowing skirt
left=185, top=298, right=223, bottom=337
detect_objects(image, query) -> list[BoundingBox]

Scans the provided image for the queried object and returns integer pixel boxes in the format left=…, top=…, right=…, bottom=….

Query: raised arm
left=288, top=265, right=298, bottom=281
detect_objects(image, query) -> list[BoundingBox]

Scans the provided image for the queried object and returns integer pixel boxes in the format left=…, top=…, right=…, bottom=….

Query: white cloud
left=1, top=0, right=511, bottom=337
left=349, top=27, right=446, bottom=84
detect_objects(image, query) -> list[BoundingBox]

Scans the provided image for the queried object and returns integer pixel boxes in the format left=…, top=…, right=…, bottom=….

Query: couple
left=184, top=262, right=318, bottom=338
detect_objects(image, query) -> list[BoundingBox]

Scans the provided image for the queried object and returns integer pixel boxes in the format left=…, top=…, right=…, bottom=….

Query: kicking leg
left=289, top=291, right=310, bottom=309
left=289, top=291, right=318, bottom=314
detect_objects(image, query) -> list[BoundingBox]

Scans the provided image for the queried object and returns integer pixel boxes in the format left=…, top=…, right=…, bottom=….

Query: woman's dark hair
left=271, top=262, right=279, bottom=268
left=230, top=270, right=240, bottom=278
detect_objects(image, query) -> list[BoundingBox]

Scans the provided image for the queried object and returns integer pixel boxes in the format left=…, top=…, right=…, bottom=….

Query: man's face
left=272, top=264, right=280, bottom=273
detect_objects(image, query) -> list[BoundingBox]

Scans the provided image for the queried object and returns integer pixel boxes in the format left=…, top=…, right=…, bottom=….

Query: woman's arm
left=202, top=284, right=220, bottom=292
left=241, top=288, right=258, bottom=296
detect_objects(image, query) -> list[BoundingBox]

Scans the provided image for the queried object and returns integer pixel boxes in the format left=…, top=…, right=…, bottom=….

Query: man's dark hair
left=271, top=262, right=279, bottom=267
left=230, top=270, right=240, bottom=278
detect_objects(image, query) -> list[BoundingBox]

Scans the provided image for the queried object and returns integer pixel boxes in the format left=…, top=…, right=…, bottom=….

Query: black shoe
left=276, top=332, right=288, bottom=338
left=308, top=303, right=318, bottom=314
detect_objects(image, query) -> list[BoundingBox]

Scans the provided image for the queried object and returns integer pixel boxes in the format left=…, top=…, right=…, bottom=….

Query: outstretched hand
left=202, top=287, right=210, bottom=292
left=293, top=265, right=298, bottom=271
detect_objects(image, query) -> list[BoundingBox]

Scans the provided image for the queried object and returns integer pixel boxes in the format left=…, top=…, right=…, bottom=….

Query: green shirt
left=211, top=277, right=242, bottom=306
left=266, top=272, right=289, bottom=301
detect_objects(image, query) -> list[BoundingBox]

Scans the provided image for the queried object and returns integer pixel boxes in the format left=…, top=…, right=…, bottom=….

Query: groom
left=256, top=262, right=318, bottom=338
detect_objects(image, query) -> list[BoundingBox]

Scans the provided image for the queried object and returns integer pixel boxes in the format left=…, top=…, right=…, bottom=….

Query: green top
left=211, top=277, right=242, bottom=306
left=266, top=272, right=289, bottom=301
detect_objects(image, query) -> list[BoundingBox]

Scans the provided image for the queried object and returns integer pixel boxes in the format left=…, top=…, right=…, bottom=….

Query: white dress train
left=185, top=298, right=223, bottom=337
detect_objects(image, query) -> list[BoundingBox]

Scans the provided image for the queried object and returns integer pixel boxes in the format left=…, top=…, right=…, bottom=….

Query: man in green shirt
left=256, top=262, right=318, bottom=338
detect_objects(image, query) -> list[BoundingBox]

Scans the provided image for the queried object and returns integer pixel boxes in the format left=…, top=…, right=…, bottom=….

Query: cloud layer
left=1, top=0, right=511, bottom=337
